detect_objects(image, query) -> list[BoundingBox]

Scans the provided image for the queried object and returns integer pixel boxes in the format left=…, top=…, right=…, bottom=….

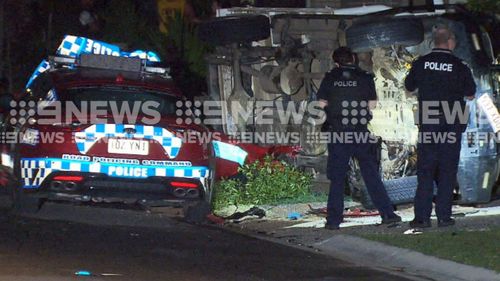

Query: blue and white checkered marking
left=20, top=158, right=209, bottom=189
left=25, top=60, right=50, bottom=89
left=26, top=35, right=162, bottom=90
left=57, top=35, right=160, bottom=62
left=57, top=35, right=91, bottom=57
left=74, top=124, right=183, bottom=158
left=46, top=88, right=58, bottom=101
left=57, top=35, right=120, bottom=57
left=128, top=50, right=161, bottom=62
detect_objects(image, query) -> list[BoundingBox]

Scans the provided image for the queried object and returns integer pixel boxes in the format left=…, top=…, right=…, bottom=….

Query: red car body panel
left=12, top=68, right=297, bottom=198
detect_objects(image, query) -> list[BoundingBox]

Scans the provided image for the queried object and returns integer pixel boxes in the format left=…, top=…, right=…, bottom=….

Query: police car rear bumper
left=19, top=158, right=210, bottom=192
left=20, top=158, right=210, bottom=189
left=29, top=189, right=203, bottom=208
left=21, top=169, right=207, bottom=206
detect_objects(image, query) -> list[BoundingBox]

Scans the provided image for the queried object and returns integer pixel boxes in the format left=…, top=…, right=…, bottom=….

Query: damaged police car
left=6, top=35, right=292, bottom=222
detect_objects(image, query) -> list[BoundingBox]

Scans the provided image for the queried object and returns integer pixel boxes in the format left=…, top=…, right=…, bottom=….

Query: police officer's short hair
left=433, top=26, right=455, bottom=46
left=333, top=47, right=354, bottom=65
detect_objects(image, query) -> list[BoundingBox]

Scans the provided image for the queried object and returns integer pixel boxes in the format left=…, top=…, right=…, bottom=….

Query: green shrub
left=212, top=156, right=313, bottom=210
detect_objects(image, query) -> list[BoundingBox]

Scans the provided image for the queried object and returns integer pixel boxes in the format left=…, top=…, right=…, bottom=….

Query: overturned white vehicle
left=200, top=4, right=499, bottom=208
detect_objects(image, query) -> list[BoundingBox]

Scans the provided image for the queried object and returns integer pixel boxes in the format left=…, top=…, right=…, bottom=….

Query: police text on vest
left=334, top=81, right=357, bottom=87
left=424, top=61, right=453, bottom=72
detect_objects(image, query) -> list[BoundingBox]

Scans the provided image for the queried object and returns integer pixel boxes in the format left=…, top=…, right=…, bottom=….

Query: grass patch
left=361, top=228, right=500, bottom=272
left=212, top=156, right=314, bottom=211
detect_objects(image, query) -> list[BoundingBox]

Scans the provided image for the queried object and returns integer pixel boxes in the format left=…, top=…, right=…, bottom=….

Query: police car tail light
left=171, top=181, right=198, bottom=189
left=53, top=175, right=84, bottom=182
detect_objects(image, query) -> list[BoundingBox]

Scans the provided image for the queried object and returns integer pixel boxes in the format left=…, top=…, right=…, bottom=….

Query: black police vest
left=324, top=67, right=373, bottom=132
left=405, top=49, right=475, bottom=130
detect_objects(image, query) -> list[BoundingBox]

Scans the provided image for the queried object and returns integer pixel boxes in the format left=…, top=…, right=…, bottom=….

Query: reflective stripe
left=20, top=158, right=209, bottom=189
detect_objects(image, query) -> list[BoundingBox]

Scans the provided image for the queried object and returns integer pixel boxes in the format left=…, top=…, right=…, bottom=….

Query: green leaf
left=212, top=155, right=314, bottom=210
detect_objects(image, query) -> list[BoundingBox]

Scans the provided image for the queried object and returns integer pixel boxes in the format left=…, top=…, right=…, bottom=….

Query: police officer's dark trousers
left=414, top=123, right=463, bottom=221
left=327, top=140, right=395, bottom=226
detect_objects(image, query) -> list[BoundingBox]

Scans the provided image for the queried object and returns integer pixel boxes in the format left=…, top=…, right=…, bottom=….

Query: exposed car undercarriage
left=203, top=4, right=499, bottom=207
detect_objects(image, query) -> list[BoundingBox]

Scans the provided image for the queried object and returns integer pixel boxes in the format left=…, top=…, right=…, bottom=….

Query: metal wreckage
left=200, top=3, right=500, bottom=208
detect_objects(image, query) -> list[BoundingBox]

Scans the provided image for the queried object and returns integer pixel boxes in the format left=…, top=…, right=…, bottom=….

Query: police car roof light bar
left=50, top=55, right=77, bottom=65
left=48, top=54, right=170, bottom=77
left=26, top=35, right=170, bottom=90
left=79, top=54, right=144, bottom=72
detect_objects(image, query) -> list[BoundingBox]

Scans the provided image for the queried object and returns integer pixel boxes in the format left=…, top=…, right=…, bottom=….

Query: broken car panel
left=203, top=4, right=499, bottom=207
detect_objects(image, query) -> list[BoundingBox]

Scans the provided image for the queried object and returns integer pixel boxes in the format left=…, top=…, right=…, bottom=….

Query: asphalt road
left=0, top=203, right=415, bottom=281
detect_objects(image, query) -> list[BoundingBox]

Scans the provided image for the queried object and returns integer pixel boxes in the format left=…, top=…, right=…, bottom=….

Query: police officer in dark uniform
left=318, top=47, right=401, bottom=230
left=405, top=27, right=476, bottom=228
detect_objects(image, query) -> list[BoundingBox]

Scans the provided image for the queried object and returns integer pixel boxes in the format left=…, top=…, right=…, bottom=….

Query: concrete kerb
left=220, top=202, right=500, bottom=281
left=314, top=234, right=500, bottom=281
left=224, top=225, right=428, bottom=281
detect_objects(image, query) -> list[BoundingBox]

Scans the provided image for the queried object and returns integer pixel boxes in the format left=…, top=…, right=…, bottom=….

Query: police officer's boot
left=437, top=218, right=455, bottom=227
left=381, top=214, right=402, bottom=224
left=409, top=219, right=432, bottom=228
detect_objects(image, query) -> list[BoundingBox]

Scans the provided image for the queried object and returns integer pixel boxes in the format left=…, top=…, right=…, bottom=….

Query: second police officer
left=405, top=26, right=476, bottom=228
left=318, top=47, right=401, bottom=230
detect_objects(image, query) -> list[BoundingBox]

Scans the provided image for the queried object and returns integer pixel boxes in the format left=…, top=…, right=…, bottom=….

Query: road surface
left=0, top=202, right=416, bottom=281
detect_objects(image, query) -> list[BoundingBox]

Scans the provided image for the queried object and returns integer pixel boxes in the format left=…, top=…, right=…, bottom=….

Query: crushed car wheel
left=346, top=18, right=424, bottom=52
left=198, top=15, right=270, bottom=45
left=360, top=176, right=418, bottom=210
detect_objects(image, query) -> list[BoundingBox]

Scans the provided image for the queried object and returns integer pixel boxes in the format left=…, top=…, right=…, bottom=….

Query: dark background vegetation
left=0, top=0, right=306, bottom=96
left=0, top=0, right=221, bottom=97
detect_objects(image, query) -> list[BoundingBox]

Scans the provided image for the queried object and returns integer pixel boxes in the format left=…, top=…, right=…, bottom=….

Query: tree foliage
left=163, top=12, right=211, bottom=97
left=100, top=0, right=165, bottom=52
left=466, top=0, right=500, bottom=14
